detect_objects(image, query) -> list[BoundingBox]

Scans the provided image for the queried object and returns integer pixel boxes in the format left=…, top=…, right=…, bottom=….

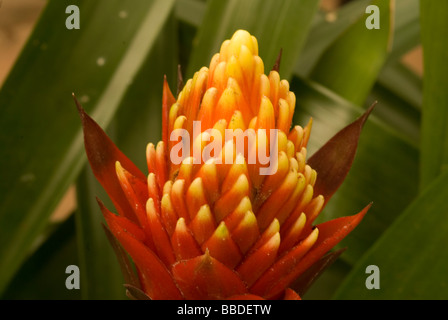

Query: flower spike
left=79, top=30, right=373, bottom=300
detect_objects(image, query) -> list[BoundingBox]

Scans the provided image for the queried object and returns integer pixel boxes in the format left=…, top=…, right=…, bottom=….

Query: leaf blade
left=309, top=0, right=394, bottom=105
left=291, top=77, right=419, bottom=264
left=334, top=170, right=448, bottom=299
left=0, top=0, right=175, bottom=295
left=419, top=0, right=448, bottom=189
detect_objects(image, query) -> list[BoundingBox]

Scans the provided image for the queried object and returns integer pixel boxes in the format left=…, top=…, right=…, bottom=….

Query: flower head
left=76, top=30, right=372, bottom=300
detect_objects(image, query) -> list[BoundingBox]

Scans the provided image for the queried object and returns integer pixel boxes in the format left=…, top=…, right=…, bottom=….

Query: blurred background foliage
left=0, top=0, right=447, bottom=300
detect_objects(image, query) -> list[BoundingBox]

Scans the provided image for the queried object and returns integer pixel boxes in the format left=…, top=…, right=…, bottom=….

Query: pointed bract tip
left=306, top=117, right=313, bottom=128
left=95, top=197, right=107, bottom=211
left=72, top=93, right=86, bottom=121
left=124, top=284, right=151, bottom=300
left=359, top=101, right=377, bottom=127
left=366, top=100, right=377, bottom=116
left=177, top=65, right=184, bottom=95
left=272, top=48, right=283, bottom=72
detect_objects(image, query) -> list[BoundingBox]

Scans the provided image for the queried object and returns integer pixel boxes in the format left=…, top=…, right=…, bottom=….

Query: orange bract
left=77, top=30, right=372, bottom=300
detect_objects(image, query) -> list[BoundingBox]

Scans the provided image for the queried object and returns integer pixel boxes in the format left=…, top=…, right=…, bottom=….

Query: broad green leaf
left=386, top=0, right=420, bottom=63
left=368, top=61, right=421, bottom=144
left=186, top=0, right=320, bottom=80
left=371, top=0, right=422, bottom=134
left=291, top=77, right=418, bottom=264
left=75, top=15, right=179, bottom=299
left=3, top=215, right=80, bottom=300
left=419, top=1, right=448, bottom=190
left=334, top=169, right=448, bottom=299
left=175, top=0, right=205, bottom=27
left=174, top=0, right=205, bottom=70
left=376, top=61, right=422, bottom=112
left=111, top=16, right=178, bottom=167
left=295, top=0, right=421, bottom=143
left=309, top=0, right=394, bottom=106
left=295, top=0, right=371, bottom=77
left=296, top=0, right=419, bottom=77
left=0, top=0, right=175, bottom=295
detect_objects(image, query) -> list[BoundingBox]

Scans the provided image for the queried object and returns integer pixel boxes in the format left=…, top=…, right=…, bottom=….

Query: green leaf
left=334, top=169, right=448, bottom=299
left=367, top=61, right=421, bottom=144
left=367, top=0, right=422, bottom=139
left=175, top=0, right=206, bottom=27
left=309, top=0, right=394, bottom=106
left=291, top=77, right=418, bottom=264
left=74, top=14, right=179, bottom=299
left=419, top=0, right=448, bottom=190
left=364, top=0, right=422, bottom=143
left=386, top=0, right=420, bottom=63
left=295, top=0, right=422, bottom=141
left=186, top=0, right=320, bottom=80
left=295, top=0, right=371, bottom=77
left=0, top=0, right=175, bottom=295
left=296, top=0, right=420, bottom=77
left=3, top=215, right=81, bottom=300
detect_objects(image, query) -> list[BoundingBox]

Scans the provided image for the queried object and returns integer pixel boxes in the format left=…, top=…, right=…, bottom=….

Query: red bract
left=76, top=30, right=373, bottom=300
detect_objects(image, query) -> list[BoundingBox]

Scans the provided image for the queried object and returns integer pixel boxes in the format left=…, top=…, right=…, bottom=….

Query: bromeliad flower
left=75, top=30, right=373, bottom=300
